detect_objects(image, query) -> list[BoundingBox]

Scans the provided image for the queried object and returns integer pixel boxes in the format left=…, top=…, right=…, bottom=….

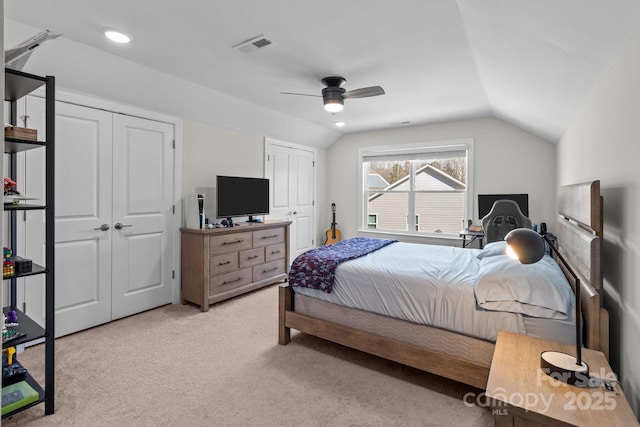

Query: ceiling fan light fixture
left=281, top=75, right=383, bottom=114
left=322, top=86, right=345, bottom=113
left=324, top=100, right=344, bottom=113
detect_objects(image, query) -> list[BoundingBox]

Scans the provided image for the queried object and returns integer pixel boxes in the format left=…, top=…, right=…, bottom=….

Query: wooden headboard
left=555, top=180, right=608, bottom=358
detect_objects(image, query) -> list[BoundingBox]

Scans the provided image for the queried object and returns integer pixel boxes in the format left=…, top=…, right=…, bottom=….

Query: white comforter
left=293, top=241, right=526, bottom=342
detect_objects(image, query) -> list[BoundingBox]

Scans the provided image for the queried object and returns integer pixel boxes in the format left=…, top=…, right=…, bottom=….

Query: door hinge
left=313, top=161, right=315, bottom=167
left=172, top=139, right=176, bottom=149
left=312, top=239, right=315, bottom=245
left=22, top=302, right=27, bottom=313
left=173, top=205, right=175, bottom=214
left=268, top=154, right=270, bottom=161
left=172, top=270, right=175, bottom=279
left=312, top=200, right=315, bottom=206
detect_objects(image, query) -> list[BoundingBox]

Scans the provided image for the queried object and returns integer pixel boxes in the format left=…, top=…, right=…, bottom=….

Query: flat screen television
left=478, top=193, right=529, bottom=219
left=216, top=175, right=269, bottom=223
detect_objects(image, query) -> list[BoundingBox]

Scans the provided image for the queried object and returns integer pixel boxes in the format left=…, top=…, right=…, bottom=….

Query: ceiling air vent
left=233, top=35, right=272, bottom=53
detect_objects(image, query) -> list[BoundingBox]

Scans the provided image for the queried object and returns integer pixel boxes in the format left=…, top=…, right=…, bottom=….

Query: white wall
left=558, top=31, right=640, bottom=417
left=182, top=119, right=265, bottom=222
left=182, top=119, right=329, bottom=245
left=327, top=117, right=556, bottom=244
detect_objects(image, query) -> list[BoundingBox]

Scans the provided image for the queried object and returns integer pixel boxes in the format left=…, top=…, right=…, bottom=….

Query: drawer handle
left=262, top=267, right=278, bottom=273
left=222, top=239, right=244, bottom=245
left=270, top=250, right=281, bottom=254
left=247, top=255, right=259, bottom=260
left=218, top=261, right=231, bottom=266
left=262, top=234, right=279, bottom=239
left=222, top=277, right=243, bottom=285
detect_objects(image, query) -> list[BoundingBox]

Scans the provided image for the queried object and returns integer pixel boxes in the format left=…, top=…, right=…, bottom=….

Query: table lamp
left=504, top=228, right=589, bottom=386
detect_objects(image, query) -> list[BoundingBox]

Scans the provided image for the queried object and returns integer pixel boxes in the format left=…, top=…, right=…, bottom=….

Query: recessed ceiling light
left=334, top=121, right=345, bottom=127
left=105, top=30, right=132, bottom=44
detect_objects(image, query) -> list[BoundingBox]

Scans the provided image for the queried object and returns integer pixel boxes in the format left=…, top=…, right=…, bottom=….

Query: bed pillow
left=473, top=253, right=573, bottom=319
left=476, top=241, right=508, bottom=260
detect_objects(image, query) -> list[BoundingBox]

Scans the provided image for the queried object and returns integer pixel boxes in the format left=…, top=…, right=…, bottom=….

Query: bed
left=278, top=180, right=607, bottom=389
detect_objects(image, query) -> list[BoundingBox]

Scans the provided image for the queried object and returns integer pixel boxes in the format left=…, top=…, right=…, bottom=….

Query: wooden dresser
left=181, top=220, right=291, bottom=311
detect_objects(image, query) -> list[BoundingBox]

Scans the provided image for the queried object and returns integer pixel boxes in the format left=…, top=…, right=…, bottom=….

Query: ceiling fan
left=281, top=76, right=385, bottom=113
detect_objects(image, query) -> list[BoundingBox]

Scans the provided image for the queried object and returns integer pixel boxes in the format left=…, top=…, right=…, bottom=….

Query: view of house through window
left=363, top=144, right=469, bottom=236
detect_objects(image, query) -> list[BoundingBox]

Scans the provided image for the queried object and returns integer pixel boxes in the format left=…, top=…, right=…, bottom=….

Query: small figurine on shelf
left=4, top=177, right=38, bottom=205
left=6, top=310, right=18, bottom=325
left=3, top=177, right=19, bottom=196
left=2, top=311, right=22, bottom=344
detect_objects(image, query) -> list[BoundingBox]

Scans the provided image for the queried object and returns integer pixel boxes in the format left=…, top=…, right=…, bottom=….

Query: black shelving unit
left=3, top=68, right=55, bottom=417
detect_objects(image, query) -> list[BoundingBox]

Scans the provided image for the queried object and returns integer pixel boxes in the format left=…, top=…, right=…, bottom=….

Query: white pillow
left=473, top=253, right=573, bottom=319
left=476, top=241, right=508, bottom=260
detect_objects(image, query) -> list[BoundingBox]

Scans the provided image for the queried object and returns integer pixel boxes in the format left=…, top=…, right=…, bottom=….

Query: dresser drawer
left=239, top=247, right=264, bottom=268
left=253, top=227, right=284, bottom=246
left=209, top=253, right=238, bottom=275
left=209, top=232, right=252, bottom=255
left=265, top=243, right=285, bottom=261
left=209, top=268, right=252, bottom=295
left=253, top=259, right=285, bottom=282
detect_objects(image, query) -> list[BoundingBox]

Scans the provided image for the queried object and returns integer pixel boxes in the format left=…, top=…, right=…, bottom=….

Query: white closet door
left=24, top=98, right=113, bottom=336
left=266, top=141, right=315, bottom=264
left=111, top=114, right=174, bottom=319
left=23, top=99, right=175, bottom=336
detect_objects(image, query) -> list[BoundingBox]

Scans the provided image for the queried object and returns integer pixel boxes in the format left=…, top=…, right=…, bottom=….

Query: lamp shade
left=504, top=228, right=546, bottom=264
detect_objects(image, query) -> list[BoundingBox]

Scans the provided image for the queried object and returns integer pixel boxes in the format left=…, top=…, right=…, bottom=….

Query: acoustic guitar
left=324, top=203, right=342, bottom=245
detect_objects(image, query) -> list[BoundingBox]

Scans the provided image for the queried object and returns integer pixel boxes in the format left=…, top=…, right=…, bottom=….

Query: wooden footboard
left=278, top=284, right=490, bottom=389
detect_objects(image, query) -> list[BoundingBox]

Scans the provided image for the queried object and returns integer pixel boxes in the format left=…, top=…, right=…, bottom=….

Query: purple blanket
left=288, top=237, right=397, bottom=293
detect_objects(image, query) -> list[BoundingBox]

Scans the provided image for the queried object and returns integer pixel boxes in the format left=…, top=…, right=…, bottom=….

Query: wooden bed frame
left=278, top=180, right=608, bottom=389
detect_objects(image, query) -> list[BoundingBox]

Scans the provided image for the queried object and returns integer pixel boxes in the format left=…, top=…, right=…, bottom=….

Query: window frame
left=358, top=138, right=474, bottom=238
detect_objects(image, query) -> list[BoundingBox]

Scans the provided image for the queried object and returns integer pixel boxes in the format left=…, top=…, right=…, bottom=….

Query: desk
left=459, top=229, right=484, bottom=248
left=486, top=331, right=638, bottom=427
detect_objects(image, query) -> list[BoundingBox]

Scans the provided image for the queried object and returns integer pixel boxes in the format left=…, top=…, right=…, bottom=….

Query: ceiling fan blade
left=343, top=86, right=385, bottom=99
left=280, top=91, right=321, bottom=98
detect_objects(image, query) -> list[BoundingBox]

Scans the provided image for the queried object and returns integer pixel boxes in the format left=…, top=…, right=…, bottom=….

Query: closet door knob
left=114, top=222, right=133, bottom=230
left=93, top=224, right=110, bottom=231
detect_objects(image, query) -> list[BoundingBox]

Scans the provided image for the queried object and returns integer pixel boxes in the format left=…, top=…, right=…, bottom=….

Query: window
left=360, top=139, right=473, bottom=237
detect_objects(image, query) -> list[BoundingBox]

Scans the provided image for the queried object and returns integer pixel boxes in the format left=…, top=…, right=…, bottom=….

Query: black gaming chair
left=481, top=199, right=532, bottom=244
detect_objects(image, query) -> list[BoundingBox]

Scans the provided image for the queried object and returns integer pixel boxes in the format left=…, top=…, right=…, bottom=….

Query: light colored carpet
left=4, top=285, right=492, bottom=426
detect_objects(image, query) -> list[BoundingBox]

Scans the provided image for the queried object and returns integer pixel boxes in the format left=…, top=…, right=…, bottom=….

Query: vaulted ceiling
left=5, top=1, right=640, bottom=145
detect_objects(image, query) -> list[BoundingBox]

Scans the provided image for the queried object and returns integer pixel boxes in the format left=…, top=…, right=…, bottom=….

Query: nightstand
left=486, top=331, right=638, bottom=427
